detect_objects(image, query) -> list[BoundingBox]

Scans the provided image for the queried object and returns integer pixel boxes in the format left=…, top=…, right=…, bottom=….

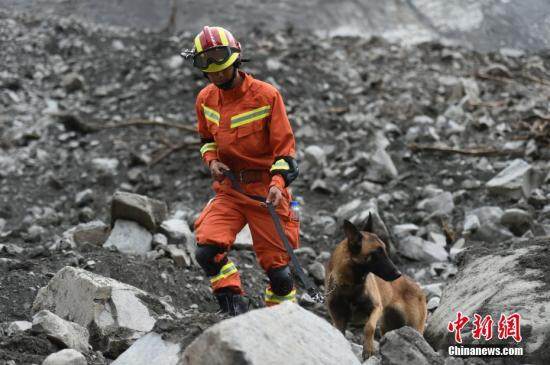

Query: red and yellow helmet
left=191, top=26, right=241, bottom=73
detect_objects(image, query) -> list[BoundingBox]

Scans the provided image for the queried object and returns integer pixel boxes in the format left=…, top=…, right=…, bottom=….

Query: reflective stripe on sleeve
left=270, top=158, right=290, bottom=172
left=203, top=104, right=220, bottom=125
left=200, top=142, right=217, bottom=156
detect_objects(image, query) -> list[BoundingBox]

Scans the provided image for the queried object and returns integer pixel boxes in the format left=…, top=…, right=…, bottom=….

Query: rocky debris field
left=1, top=7, right=550, bottom=365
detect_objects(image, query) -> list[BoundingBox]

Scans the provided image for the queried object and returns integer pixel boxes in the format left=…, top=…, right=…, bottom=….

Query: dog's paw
left=361, top=341, right=379, bottom=360
left=361, top=347, right=374, bottom=361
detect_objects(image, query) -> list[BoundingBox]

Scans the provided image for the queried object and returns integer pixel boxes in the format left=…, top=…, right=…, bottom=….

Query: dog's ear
left=362, top=212, right=374, bottom=233
left=343, top=219, right=362, bottom=255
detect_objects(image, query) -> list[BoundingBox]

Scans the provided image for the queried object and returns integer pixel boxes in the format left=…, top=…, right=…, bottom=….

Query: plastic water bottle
left=290, top=200, right=301, bottom=222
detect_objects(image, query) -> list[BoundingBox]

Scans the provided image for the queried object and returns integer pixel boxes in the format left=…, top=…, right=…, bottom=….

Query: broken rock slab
left=111, top=332, right=182, bottom=365
left=32, top=266, right=178, bottom=358
left=398, top=236, right=449, bottom=262
left=32, top=310, right=90, bottom=352
left=425, top=236, right=550, bottom=364
left=5, top=320, right=32, bottom=335
left=181, top=302, right=360, bottom=365
left=103, top=219, right=152, bottom=255
left=111, top=191, right=167, bottom=231
left=485, top=159, right=542, bottom=199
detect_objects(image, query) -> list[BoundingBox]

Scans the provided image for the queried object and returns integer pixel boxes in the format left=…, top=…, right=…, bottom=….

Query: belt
left=236, top=169, right=270, bottom=184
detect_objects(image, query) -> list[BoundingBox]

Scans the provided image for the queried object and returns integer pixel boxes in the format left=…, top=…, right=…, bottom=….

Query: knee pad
left=195, top=244, right=226, bottom=276
left=267, top=266, right=294, bottom=296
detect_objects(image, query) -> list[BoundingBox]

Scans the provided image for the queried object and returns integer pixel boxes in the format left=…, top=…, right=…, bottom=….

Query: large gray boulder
left=425, top=236, right=550, bottom=364
left=32, top=267, right=178, bottom=357
left=111, top=191, right=167, bottom=231
left=181, top=302, right=360, bottom=365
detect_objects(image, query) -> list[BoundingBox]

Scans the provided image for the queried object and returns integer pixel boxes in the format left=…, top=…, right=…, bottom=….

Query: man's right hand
left=209, top=160, right=230, bottom=181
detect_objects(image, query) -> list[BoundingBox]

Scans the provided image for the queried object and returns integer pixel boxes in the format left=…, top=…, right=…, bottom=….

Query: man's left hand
left=266, top=186, right=283, bottom=207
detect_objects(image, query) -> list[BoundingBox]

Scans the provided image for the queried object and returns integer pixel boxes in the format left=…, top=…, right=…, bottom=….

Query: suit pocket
left=234, top=120, right=268, bottom=155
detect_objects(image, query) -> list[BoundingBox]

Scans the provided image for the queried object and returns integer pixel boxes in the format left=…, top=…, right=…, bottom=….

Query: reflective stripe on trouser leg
left=264, top=286, right=296, bottom=307
left=210, top=261, right=243, bottom=294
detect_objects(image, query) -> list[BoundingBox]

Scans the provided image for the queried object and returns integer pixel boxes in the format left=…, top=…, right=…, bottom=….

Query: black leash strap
left=222, top=170, right=324, bottom=303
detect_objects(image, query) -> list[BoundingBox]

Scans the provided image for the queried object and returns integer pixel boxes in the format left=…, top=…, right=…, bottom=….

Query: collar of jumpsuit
left=217, top=70, right=252, bottom=103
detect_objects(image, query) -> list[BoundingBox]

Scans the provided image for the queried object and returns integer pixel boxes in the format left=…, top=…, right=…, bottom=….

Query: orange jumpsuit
left=194, top=71, right=300, bottom=305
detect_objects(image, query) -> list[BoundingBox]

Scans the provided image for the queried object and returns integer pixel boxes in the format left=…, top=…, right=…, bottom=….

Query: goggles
left=181, top=46, right=240, bottom=70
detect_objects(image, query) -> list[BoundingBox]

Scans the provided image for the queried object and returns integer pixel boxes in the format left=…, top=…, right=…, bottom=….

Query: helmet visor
left=193, top=46, right=238, bottom=70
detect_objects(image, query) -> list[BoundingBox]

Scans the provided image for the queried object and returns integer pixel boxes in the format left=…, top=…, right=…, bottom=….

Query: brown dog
left=325, top=214, right=427, bottom=359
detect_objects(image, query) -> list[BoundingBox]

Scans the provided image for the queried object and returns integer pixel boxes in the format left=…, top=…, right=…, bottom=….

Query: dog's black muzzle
left=370, top=253, right=402, bottom=282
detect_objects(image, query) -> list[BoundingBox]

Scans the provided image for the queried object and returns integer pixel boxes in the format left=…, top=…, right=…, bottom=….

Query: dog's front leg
left=362, top=302, right=382, bottom=359
left=363, top=276, right=383, bottom=360
left=327, top=295, right=351, bottom=335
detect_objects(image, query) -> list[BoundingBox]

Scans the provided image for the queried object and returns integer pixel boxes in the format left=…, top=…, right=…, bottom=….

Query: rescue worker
left=182, top=26, right=300, bottom=316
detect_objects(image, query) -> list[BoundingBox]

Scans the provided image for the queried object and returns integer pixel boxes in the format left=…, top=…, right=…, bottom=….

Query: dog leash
left=222, top=170, right=325, bottom=304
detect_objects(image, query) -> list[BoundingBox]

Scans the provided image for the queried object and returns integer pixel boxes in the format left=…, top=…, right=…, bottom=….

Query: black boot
left=215, top=290, right=249, bottom=316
